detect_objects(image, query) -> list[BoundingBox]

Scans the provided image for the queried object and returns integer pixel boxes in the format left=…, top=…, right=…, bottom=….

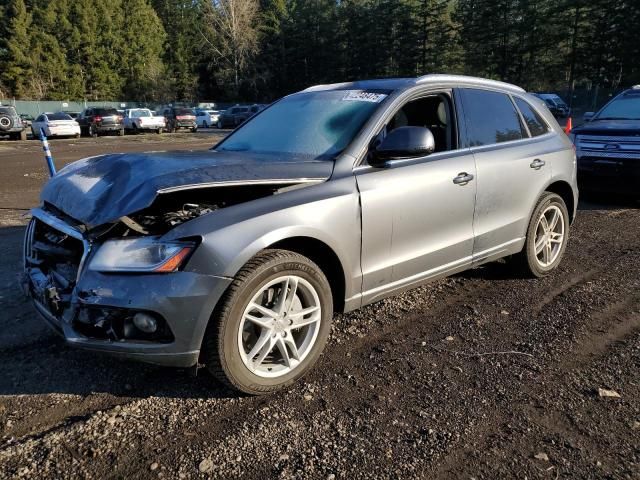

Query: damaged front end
left=21, top=177, right=321, bottom=366
left=22, top=207, right=179, bottom=344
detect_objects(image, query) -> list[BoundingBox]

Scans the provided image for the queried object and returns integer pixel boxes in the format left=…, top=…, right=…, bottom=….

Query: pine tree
left=2, top=0, right=33, bottom=98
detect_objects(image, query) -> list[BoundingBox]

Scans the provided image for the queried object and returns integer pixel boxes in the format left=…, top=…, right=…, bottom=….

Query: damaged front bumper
left=22, top=207, right=231, bottom=367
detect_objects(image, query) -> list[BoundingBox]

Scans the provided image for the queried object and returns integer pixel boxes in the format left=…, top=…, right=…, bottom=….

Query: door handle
left=530, top=159, right=546, bottom=170
left=453, top=172, right=474, bottom=185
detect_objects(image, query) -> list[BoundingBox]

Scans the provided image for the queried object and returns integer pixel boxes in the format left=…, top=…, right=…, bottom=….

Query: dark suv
left=77, top=108, right=124, bottom=137
left=0, top=106, right=27, bottom=140
left=163, top=107, right=197, bottom=133
left=570, top=86, right=640, bottom=196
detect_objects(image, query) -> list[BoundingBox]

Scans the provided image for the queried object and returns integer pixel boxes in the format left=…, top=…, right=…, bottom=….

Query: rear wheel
left=517, top=192, right=569, bottom=277
left=217, top=120, right=223, bottom=129
left=202, top=249, right=333, bottom=395
left=89, top=124, right=97, bottom=137
left=117, top=128, right=125, bottom=136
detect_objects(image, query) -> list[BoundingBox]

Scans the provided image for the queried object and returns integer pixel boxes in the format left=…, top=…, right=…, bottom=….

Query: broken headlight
left=89, top=237, right=194, bottom=273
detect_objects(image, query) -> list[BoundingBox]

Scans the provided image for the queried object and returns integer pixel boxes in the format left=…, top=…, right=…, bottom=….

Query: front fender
left=164, top=176, right=362, bottom=301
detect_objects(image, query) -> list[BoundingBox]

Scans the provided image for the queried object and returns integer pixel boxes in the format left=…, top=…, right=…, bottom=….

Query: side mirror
left=370, top=126, right=436, bottom=166
left=583, top=112, right=594, bottom=122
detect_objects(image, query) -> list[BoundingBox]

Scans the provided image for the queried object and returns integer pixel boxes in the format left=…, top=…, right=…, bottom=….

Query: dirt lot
left=0, top=133, right=638, bottom=479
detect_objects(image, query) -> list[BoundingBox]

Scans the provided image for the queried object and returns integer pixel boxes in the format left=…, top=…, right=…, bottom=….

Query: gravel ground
left=0, top=133, right=638, bottom=479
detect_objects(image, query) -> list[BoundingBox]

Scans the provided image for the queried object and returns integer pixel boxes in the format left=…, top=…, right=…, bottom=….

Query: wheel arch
left=267, top=236, right=347, bottom=313
left=544, top=180, right=576, bottom=224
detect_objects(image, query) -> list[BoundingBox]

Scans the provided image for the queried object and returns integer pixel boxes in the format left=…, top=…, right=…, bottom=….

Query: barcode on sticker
left=342, top=91, right=387, bottom=103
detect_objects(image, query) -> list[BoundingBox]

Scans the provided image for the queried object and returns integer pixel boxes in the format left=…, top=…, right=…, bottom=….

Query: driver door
left=355, top=91, right=477, bottom=305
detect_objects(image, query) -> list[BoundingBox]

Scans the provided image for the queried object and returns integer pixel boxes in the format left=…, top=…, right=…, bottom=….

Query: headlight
left=89, top=237, right=194, bottom=273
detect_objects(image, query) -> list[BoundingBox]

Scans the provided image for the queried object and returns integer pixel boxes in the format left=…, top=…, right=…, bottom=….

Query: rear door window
left=460, top=88, right=525, bottom=146
left=514, top=97, right=548, bottom=137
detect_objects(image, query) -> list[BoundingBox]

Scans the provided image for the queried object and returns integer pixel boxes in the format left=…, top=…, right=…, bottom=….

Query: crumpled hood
left=572, top=119, right=640, bottom=137
left=41, top=149, right=334, bottom=228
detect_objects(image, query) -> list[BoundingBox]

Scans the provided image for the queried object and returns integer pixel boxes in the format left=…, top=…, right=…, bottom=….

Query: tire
left=0, top=115, right=12, bottom=132
left=132, top=124, right=138, bottom=134
left=204, top=122, right=209, bottom=129
left=89, top=124, right=98, bottom=138
left=217, top=120, right=223, bottom=129
left=157, top=128, right=162, bottom=134
left=517, top=192, right=570, bottom=278
left=19, top=130, right=27, bottom=141
left=191, top=126, right=198, bottom=133
left=202, top=249, right=333, bottom=395
left=74, top=133, right=80, bottom=139
left=118, top=128, right=125, bottom=136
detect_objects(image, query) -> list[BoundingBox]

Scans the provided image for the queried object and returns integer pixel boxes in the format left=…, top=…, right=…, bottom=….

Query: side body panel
left=355, top=149, right=476, bottom=304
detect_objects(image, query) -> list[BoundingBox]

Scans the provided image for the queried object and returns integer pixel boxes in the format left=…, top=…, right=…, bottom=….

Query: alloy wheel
left=534, top=205, right=565, bottom=267
left=237, top=275, right=321, bottom=378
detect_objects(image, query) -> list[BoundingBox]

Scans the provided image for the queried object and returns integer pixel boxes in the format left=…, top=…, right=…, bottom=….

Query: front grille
left=576, top=134, right=640, bottom=159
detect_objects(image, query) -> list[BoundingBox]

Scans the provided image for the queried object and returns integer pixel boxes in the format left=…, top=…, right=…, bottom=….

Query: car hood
left=572, top=119, right=640, bottom=137
left=40, top=150, right=334, bottom=228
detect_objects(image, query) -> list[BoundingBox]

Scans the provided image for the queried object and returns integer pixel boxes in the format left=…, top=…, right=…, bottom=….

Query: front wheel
left=517, top=192, right=570, bottom=277
left=202, top=250, right=333, bottom=395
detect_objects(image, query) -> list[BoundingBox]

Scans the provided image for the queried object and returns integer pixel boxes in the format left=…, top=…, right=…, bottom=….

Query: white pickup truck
left=123, top=108, right=165, bottom=134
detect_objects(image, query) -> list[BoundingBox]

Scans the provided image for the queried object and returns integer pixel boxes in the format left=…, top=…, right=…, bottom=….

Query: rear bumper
left=96, top=124, right=123, bottom=132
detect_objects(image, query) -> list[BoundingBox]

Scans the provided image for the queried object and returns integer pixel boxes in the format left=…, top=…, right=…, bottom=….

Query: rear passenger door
left=457, top=88, right=552, bottom=263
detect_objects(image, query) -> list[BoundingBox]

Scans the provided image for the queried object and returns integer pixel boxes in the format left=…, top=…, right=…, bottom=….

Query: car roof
left=303, top=74, right=525, bottom=94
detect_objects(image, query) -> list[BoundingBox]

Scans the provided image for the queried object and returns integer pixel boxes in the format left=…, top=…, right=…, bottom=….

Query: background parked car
left=163, top=107, right=197, bottom=132
left=217, top=106, right=251, bottom=128
left=77, top=108, right=125, bottom=137
left=31, top=112, right=81, bottom=138
left=195, top=109, right=222, bottom=128
left=64, top=111, right=81, bottom=120
left=569, top=85, right=640, bottom=197
left=19, top=113, right=33, bottom=129
left=0, top=105, right=27, bottom=140
left=123, top=108, right=165, bottom=134
left=533, top=93, right=571, bottom=118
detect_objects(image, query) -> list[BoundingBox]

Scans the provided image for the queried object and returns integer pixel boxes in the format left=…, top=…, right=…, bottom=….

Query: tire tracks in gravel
left=431, top=214, right=640, bottom=478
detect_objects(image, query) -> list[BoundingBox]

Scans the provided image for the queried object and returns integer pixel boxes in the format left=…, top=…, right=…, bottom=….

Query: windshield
left=217, top=90, right=388, bottom=159
left=131, top=109, right=151, bottom=118
left=596, top=95, right=640, bottom=120
left=0, top=107, right=16, bottom=115
left=47, top=112, right=73, bottom=120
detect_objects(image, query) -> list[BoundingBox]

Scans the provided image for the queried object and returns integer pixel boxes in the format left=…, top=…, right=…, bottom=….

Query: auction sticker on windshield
left=342, top=90, right=387, bottom=103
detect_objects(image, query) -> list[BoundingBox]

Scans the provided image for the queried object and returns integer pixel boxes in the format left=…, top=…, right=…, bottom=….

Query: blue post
left=40, top=128, right=56, bottom=177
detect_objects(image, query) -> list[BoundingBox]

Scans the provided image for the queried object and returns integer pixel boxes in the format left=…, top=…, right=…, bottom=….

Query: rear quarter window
left=514, top=97, right=549, bottom=137
left=460, top=88, right=525, bottom=146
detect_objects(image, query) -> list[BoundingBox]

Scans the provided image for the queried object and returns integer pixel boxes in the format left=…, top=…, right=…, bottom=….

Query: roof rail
left=416, top=74, right=525, bottom=93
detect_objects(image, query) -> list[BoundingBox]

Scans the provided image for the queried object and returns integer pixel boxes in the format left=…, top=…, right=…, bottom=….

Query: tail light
left=117, top=115, right=123, bottom=122
left=94, top=115, right=102, bottom=123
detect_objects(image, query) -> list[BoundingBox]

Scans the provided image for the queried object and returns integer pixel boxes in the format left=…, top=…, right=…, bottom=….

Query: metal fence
left=0, top=99, right=247, bottom=117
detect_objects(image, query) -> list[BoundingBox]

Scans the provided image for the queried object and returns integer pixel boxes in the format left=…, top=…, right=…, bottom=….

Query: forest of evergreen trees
left=1, top=0, right=639, bottom=103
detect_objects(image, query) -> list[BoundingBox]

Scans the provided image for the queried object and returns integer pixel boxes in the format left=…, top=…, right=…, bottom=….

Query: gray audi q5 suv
left=23, top=75, right=578, bottom=394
